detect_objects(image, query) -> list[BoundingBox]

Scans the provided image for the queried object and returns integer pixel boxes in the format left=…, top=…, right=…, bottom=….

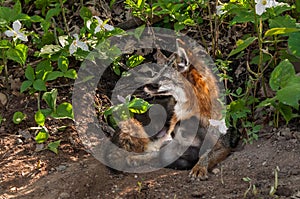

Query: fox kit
left=145, top=39, right=230, bottom=180
left=105, top=118, right=171, bottom=171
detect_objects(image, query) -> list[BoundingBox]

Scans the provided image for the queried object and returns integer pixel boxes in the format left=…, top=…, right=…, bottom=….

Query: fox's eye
left=177, top=58, right=189, bottom=72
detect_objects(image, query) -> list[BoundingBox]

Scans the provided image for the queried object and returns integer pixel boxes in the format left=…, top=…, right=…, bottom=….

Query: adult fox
left=105, top=39, right=232, bottom=180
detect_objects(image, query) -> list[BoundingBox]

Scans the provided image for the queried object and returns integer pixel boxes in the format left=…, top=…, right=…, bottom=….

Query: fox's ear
left=176, top=39, right=190, bottom=72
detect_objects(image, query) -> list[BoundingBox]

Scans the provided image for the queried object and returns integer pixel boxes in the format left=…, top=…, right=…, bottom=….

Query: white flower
left=4, top=20, right=28, bottom=42
left=216, top=5, right=226, bottom=16
left=255, top=0, right=289, bottom=15
left=209, top=119, right=228, bottom=134
left=69, top=34, right=89, bottom=55
left=86, top=16, right=114, bottom=34
left=58, top=35, right=68, bottom=47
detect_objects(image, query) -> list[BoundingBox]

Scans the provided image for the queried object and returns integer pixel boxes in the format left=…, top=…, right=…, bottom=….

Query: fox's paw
left=189, top=164, right=208, bottom=181
left=189, top=152, right=210, bottom=180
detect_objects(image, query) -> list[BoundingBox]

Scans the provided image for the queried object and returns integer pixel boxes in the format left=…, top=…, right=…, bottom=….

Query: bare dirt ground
left=0, top=1, right=300, bottom=199
left=1, top=123, right=300, bottom=199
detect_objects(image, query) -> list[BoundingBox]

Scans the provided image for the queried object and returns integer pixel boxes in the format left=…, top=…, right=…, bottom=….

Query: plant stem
left=258, top=17, right=268, bottom=98
left=37, top=92, right=41, bottom=110
left=59, top=0, right=70, bottom=36
left=207, top=2, right=216, bottom=58
left=2, top=49, right=9, bottom=90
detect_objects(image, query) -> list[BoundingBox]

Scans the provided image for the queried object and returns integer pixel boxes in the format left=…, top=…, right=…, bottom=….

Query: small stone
left=58, top=192, right=70, bottom=199
left=56, top=165, right=67, bottom=172
left=262, top=161, right=267, bottom=166
left=191, top=191, right=204, bottom=198
left=16, top=138, right=23, bottom=145
left=212, top=168, right=220, bottom=175
left=18, top=129, right=32, bottom=140
left=0, top=92, right=7, bottom=105
left=35, top=144, right=44, bottom=151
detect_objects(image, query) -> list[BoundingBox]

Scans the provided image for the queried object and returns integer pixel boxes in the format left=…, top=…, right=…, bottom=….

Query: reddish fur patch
left=180, top=67, right=212, bottom=127
left=112, top=119, right=150, bottom=153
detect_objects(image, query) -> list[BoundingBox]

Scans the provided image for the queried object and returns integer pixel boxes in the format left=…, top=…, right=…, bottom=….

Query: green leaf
left=45, top=71, right=64, bottom=81
left=0, top=40, right=11, bottom=49
left=228, top=37, right=257, bottom=57
left=264, top=28, right=300, bottom=37
left=110, top=0, right=117, bottom=7
left=103, top=107, right=113, bottom=120
left=64, top=69, right=77, bottom=79
left=30, top=15, right=44, bottom=23
left=269, top=15, right=296, bottom=29
left=0, top=7, right=13, bottom=22
left=134, top=24, right=145, bottom=40
left=112, top=63, right=121, bottom=75
left=0, top=7, right=29, bottom=22
left=40, top=19, right=51, bottom=33
left=230, top=9, right=255, bottom=25
left=126, top=55, right=145, bottom=68
left=35, top=129, right=49, bottom=144
left=183, top=18, right=195, bottom=26
left=47, top=140, right=61, bottom=154
left=79, top=6, right=92, bottom=20
left=272, top=4, right=292, bottom=16
left=257, top=97, right=276, bottom=108
left=270, top=59, right=295, bottom=91
left=20, top=80, right=33, bottom=93
left=52, top=102, right=74, bottom=119
left=250, top=53, right=272, bottom=65
left=35, top=110, right=46, bottom=126
left=36, top=60, right=52, bottom=80
left=296, top=0, right=300, bottom=13
left=33, top=79, right=47, bottom=91
left=12, top=111, right=26, bottom=124
left=128, top=97, right=152, bottom=114
left=40, top=108, right=53, bottom=117
left=6, top=44, right=28, bottom=65
left=174, top=22, right=185, bottom=31
left=15, top=44, right=28, bottom=64
left=276, top=76, right=300, bottom=110
left=58, top=56, right=69, bottom=72
left=137, top=0, right=144, bottom=9
left=288, top=32, right=300, bottom=58
left=25, top=65, right=35, bottom=81
left=278, top=103, right=299, bottom=124
left=45, top=6, right=61, bottom=21
left=42, top=89, right=57, bottom=110
left=13, top=0, right=22, bottom=14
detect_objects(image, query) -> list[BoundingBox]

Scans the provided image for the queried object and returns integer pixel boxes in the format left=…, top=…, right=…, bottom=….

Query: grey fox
left=105, top=39, right=231, bottom=179
left=144, top=38, right=230, bottom=179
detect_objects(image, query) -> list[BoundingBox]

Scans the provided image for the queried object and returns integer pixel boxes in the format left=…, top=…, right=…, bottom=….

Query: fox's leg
left=125, top=151, right=160, bottom=167
left=167, top=114, right=178, bottom=137
left=189, top=140, right=230, bottom=180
